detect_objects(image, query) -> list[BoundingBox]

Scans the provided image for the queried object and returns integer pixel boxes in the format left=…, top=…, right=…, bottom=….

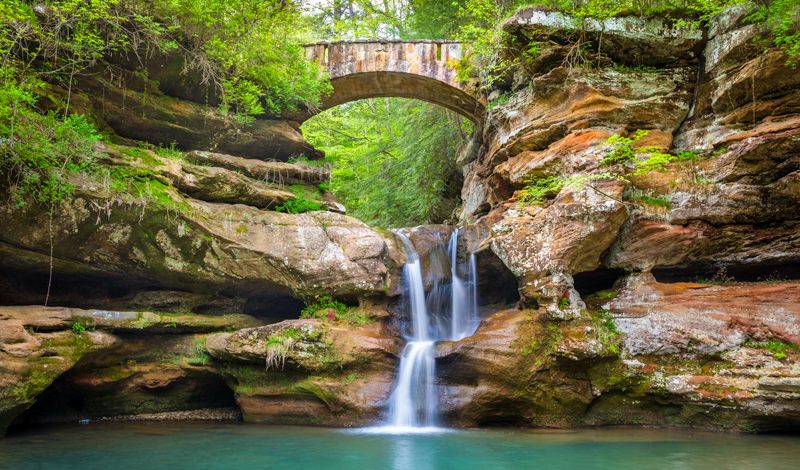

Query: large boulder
left=206, top=319, right=402, bottom=426
left=490, top=181, right=628, bottom=311
left=0, top=145, right=402, bottom=302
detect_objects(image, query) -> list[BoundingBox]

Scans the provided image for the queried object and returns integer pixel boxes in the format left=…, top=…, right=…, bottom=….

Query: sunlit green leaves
left=303, top=98, right=473, bottom=227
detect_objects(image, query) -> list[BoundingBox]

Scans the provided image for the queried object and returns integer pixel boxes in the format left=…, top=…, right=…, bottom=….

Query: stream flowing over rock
left=2, top=5, right=800, bottom=436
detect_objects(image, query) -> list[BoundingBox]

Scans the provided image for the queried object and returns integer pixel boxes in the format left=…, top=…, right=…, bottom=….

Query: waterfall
left=448, top=228, right=472, bottom=341
left=386, top=233, right=437, bottom=429
left=380, top=228, right=481, bottom=431
left=469, top=251, right=479, bottom=336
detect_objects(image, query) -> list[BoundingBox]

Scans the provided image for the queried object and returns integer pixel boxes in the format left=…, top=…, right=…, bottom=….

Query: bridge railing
left=302, top=40, right=466, bottom=81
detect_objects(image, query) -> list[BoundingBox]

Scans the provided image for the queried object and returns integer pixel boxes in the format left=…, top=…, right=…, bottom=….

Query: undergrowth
left=300, top=296, right=370, bottom=326
left=276, top=193, right=324, bottom=214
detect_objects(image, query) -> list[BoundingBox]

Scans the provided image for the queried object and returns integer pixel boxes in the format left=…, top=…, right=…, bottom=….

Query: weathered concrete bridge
left=301, top=40, right=484, bottom=123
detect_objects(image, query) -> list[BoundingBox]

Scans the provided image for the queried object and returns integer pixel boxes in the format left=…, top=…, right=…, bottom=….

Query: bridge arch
left=301, top=41, right=484, bottom=123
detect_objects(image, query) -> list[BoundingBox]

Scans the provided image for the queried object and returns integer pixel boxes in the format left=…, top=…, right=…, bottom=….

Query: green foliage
left=638, top=194, right=671, bottom=208
left=300, top=296, right=370, bottom=325
left=624, top=188, right=672, bottom=209
left=0, top=74, right=103, bottom=211
left=487, top=93, right=511, bottom=110
left=677, top=149, right=702, bottom=162
left=301, top=296, right=349, bottom=320
left=517, top=175, right=567, bottom=204
left=745, top=339, right=799, bottom=355
left=303, top=98, right=472, bottom=227
left=72, top=322, right=86, bottom=334
left=745, top=0, right=800, bottom=68
left=451, top=0, right=521, bottom=90
left=2, top=0, right=329, bottom=125
left=598, top=308, right=619, bottom=335
left=276, top=194, right=324, bottom=214
left=518, top=172, right=617, bottom=204
left=601, top=130, right=673, bottom=175
left=592, top=290, right=617, bottom=299
left=557, top=297, right=569, bottom=310
left=594, top=306, right=621, bottom=355
left=154, top=142, right=184, bottom=161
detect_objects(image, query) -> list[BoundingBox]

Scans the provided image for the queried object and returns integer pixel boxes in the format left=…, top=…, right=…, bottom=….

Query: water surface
left=2, top=422, right=798, bottom=470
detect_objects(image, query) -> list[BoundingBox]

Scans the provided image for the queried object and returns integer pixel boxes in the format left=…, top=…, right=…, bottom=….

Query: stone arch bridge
left=300, top=40, right=484, bottom=123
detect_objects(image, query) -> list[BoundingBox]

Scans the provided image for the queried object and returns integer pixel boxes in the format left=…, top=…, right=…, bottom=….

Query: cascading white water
left=386, top=233, right=437, bottom=429
left=448, top=229, right=480, bottom=340
left=448, top=228, right=471, bottom=341
left=468, top=251, right=479, bottom=336
left=380, top=229, right=481, bottom=432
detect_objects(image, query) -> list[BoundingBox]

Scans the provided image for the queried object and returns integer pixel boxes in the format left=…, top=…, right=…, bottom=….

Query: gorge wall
left=2, top=5, right=800, bottom=435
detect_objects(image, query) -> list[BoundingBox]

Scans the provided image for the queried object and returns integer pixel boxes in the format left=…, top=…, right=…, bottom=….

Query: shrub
left=300, top=296, right=370, bottom=326
left=276, top=194, right=324, bottom=214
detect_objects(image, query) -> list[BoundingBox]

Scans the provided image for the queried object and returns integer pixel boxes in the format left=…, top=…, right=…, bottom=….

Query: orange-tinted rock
left=602, top=273, right=800, bottom=355
left=605, top=216, right=800, bottom=272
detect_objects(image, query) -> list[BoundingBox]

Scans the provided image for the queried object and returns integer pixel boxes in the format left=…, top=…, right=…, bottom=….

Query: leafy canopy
left=302, top=98, right=473, bottom=228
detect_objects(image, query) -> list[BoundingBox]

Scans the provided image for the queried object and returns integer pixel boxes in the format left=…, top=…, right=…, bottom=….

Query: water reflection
left=2, top=423, right=799, bottom=470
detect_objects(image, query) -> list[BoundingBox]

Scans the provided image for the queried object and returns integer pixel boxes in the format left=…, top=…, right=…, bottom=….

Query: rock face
left=0, top=306, right=255, bottom=435
left=443, top=5, right=800, bottom=432
left=0, top=120, right=401, bottom=434
left=207, top=319, right=401, bottom=426
left=0, top=145, right=401, bottom=304
left=436, top=276, right=800, bottom=431
left=54, top=52, right=322, bottom=161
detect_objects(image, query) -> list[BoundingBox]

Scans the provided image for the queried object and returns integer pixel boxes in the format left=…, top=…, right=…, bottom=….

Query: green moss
left=745, top=339, right=799, bottom=354
left=287, top=184, right=322, bottom=201
left=121, top=147, right=163, bottom=167
left=143, top=179, right=195, bottom=215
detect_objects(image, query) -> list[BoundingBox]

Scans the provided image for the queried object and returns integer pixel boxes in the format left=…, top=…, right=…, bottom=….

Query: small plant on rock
left=265, top=328, right=299, bottom=370
left=300, top=296, right=370, bottom=326
left=276, top=194, right=324, bottom=214
left=696, top=267, right=734, bottom=285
